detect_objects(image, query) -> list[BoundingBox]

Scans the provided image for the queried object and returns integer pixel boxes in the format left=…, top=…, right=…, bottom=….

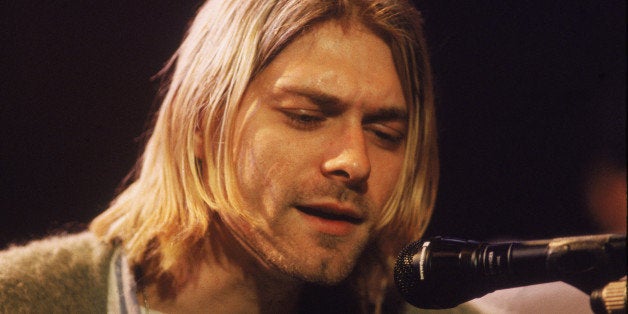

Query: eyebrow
left=276, top=85, right=408, bottom=123
left=278, top=85, right=342, bottom=114
left=363, top=107, right=408, bottom=125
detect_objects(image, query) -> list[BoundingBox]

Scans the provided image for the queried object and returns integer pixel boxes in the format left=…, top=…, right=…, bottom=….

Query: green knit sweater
left=0, top=232, right=114, bottom=313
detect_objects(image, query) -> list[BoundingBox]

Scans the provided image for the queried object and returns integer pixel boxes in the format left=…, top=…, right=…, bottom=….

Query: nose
left=321, top=127, right=371, bottom=190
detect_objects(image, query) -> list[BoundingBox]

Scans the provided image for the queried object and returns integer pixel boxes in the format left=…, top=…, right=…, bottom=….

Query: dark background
left=1, top=1, right=625, bottom=247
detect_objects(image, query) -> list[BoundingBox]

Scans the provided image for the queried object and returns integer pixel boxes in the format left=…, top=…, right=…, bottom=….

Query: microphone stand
left=549, top=235, right=626, bottom=314
left=589, top=277, right=626, bottom=314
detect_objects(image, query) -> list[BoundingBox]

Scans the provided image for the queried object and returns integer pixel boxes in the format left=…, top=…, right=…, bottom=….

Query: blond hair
left=90, top=0, right=438, bottom=309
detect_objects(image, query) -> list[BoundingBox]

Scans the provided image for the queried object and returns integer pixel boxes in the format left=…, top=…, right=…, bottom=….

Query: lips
left=296, top=204, right=364, bottom=236
left=296, top=205, right=363, bottom=223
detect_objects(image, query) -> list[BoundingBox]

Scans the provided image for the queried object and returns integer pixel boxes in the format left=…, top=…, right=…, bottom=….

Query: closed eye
left=282, top=109, right=325, bottom=130
left=367, top=125, right=405, bottom=149
left=374, top=129, right=403, bottom=143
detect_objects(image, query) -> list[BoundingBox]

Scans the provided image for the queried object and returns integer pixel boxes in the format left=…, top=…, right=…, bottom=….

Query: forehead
left=255, top=20, right=407, bottom=113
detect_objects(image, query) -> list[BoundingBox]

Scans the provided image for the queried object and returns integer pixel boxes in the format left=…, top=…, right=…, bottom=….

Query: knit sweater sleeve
left=0, top=232, right=115, bottom=313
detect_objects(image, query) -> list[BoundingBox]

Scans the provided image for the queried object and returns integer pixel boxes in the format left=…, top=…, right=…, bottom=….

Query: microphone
left=394, top=234, right=626, bottom=309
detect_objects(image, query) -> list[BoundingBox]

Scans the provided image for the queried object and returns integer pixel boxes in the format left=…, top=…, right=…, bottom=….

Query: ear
left=194, top=128, right=205, bottom=159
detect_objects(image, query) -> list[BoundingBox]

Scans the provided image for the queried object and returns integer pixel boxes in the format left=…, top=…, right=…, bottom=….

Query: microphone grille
left=394, top=240, right=424, bottom=306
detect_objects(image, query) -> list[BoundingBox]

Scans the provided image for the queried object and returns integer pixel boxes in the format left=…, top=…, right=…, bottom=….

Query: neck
left=140, top=221, right=303, bottom=314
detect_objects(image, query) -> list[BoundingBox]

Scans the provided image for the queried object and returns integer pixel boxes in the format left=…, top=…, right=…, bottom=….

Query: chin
left=288, top=247, right=362, bottom=286
left=295, top=265, right=354, bottom=286
left=226, top=213, right=368, bottom=285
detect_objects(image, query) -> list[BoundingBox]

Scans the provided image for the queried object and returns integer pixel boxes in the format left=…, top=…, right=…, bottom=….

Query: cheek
left=236, top=127, right=306, bottom=207
left=370, top=152, right=405, bottom=205
left=237, top=129, right=278, bottom=195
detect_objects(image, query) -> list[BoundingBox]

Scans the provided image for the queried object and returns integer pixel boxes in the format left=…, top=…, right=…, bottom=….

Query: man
left=0, top=0, right=439, bottom=312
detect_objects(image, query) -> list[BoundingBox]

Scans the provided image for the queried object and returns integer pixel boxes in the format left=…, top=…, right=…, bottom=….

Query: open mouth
left=295, top=206, right=363, bottom=224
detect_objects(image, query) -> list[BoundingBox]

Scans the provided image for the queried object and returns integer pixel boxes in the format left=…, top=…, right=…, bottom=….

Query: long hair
left=90, top=0, right=438, bottom=310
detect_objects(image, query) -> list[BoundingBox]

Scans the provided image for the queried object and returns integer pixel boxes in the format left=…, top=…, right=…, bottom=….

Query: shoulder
left=0, top=231, right=115, bottom=312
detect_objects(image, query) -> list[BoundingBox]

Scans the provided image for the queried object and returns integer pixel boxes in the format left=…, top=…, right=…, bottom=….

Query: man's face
left=228, top=20, right=407, bottom=284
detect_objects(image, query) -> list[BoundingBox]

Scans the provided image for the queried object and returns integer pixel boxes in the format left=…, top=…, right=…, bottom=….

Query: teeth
left=296, top=206, right=361, bottom=224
